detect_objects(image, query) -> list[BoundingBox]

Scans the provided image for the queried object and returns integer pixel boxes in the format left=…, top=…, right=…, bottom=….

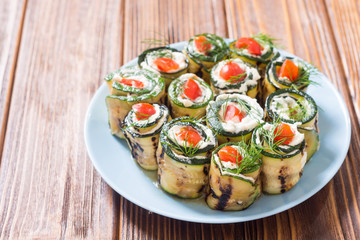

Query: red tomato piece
left=194, top=36, right=211, bottom=53
left=219, top=62, right=246, bottom=83
left=176, top=126, right=202, bottom=146
left=274, top=123, right=295, bottom=145
left=235, top=37, right=262, bottom=55
left=183, top=78, right=202, bottom=101
left=278, top=59, right=299, bottom=81
left=224, top=104, right=246, bottom=122
left=132, top=103, right=156, bottom=120
left=153, top=57, right=179, bottom=73
left=218, top=146, right=242, bottom=164
left=119, top=78, right=144, bottom=89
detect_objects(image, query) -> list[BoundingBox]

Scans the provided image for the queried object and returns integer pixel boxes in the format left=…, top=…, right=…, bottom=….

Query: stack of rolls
left=105, top=66, right=165, bottom=138
left=103, top=32, right=321, bottom=211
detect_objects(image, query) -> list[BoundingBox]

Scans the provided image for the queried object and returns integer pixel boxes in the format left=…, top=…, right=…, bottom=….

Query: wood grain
left=0, top=0, right=359, bottom=239
left=0, top=0, right=124, bottom=238
left=0, top=0, right=27, bottom=161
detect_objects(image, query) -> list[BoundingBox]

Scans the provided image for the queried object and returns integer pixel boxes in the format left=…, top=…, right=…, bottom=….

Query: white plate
left=84, top=41, right=351, bottom=223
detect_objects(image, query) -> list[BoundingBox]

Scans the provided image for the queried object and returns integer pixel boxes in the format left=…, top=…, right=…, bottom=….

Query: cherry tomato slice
left=176, top=126, right=202, bottom=146
left=278, top=59, right=299, bottom=81
left=194, top=36, right=211, bottom=53
left=274, top=123, right=295, bottom=145
left=153, top=57, right=179, bottom=73
left=235, top=37, right=262, bottom=55
left=119, top=78, right=144, bottom=89
left=183, top=78, right=202, bottom=101
left=220, top=62, right=246, bottom=83
left=224, top=104, right=246, bottom=122
left=132, top=103, right=156, bottom=120
left=218, top=146, right=242, bottom=164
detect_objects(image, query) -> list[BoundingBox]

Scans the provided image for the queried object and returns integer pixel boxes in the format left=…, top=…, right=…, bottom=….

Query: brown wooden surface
left=0, top=0, right=359, bottom=239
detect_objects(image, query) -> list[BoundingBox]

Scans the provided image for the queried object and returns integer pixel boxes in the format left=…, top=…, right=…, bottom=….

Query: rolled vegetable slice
left=263, top=56, right=318, bottom=101
left=265, top=89, right=319, bottom=162
left=138, top=47, right=189, bottom=87
left=206, top=142, right=262, bottom=211
left=206, top=93, right=264, bottom=144
left=168, top=73, right=213, bottom=119
left=210, top=58, right=261, bottom=98
left=157, top=117, right=218, bottom=198
left=229, top=33, right=275, bottom=70
left=184, top=33, right=228, bottom=82
left=252, top=122, right=307, bottom=194
left=105, top=66, right=165, bottom=138
left=122, top=103, right=171, bottom=170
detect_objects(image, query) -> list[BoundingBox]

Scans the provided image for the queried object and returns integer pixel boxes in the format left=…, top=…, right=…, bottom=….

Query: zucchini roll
left=252, top=122, right=307, bottom=194
left=263, top=56, right=317, bottom=101
left=157, top=117, right=218, bottom=198
left=184, top=33, right=228, bottom=82
left=265, top=89, right=319, bottom=162
left=122, top=103, right=170, bottom=170
left=229, top=33, right=275, bottom=70
left=210, top=58, right=261, bottom=98
left=206, top=93, right=264, bottom=144
left=168, top=73, right=213, bottom=119
left=105, top=66, right=165, bottom=138
left=206, top=142, right=262, bottom=211
left=138, top=47, right=189, bottom=87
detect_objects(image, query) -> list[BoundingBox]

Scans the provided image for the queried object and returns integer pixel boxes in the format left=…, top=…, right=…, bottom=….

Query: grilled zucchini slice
left=206, top=142, right=262, bottom=211
left=265, top=89, right=319, bottom=162
left=228, top=33, right=275, bottom=71
left=206, top=93, right=264, bottom=144
left=184, top=33, right=228, bottom=82
left=157, top=117, right=218, bottom=198
left=263, top=56, right=317, bottom=101
left=138, top=47, right=189, bottom=87
left=122, top=103, right=170, bottom=170
left=252, top=122, right=307, bottom=194
left=210, top=58, right=261, bottom=98
left=168, top=73, right=213, bottom=119
left=105, top=66, right=165, bottom=138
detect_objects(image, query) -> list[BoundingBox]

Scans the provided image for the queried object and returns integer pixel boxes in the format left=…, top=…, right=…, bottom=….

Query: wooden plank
left=0, top=0, right=125, bottom=238
left=0, top=0, right=27, bottom=161
left=224, top=0, right=359, bottom=239
left=118, top=0, right=359, bottom=239
left=119, top=0, right=228, bottom=239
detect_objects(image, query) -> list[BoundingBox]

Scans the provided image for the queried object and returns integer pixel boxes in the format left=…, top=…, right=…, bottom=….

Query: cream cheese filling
left=175, top=73, right=212, bottom=107
left=212, top=58, right=260, bottom=94
left=270, top=93, right=314, bottom=121
left=211, top=94, right=263, bottom=134
left=167, top=122, right=216, bottom=150
left=141, top=49, right=187, bottom=74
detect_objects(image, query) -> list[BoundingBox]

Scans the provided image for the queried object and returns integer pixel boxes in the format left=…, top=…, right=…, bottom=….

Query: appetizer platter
left=84, top=35, right=351, bottom=223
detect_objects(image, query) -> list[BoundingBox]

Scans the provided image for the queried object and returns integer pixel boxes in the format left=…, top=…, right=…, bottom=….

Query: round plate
left=84, top=41, right=351, bottom=223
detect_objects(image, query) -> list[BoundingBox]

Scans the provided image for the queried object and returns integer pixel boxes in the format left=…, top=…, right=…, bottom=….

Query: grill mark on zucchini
left=215, top=182, right=232, bottom=210
left=278, top=167, right=288, bottom=193
left=197, top=185, right=205, bottom=193
left=203, top=166, right=209, bottom=175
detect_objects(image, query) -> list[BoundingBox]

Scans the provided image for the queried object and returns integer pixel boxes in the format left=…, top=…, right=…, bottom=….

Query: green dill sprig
left=256, top=120, right=295, bottom=154
left=290, top=63, right=320, bottom=89
left=236, top=142, right=262, bottom=174
left=220, top=142, right=262, bottom=174
left=149, top=50, right=173, bottom=59
left=252, top=32, right=281, bottom=48
left=141, top=32, right=170, bottom=49
left=162, top=130, right=204, bottom=157
left=226, top=73, right=247, bottom=83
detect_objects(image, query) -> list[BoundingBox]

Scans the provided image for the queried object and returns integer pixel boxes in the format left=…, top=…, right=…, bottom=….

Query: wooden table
left=0, top=0, right=359, bottom=239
